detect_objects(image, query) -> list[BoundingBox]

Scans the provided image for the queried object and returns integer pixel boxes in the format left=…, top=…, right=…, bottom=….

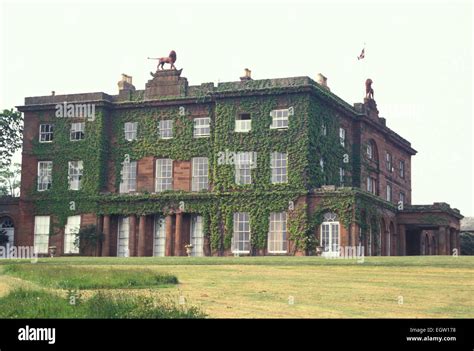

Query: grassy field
left=0, top=256, right=473, bottom=318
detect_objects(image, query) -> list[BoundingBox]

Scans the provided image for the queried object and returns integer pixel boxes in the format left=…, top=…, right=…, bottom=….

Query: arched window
left=320, top=212, right=340, bottom=257
left=0, top=217, right=14, bottom=245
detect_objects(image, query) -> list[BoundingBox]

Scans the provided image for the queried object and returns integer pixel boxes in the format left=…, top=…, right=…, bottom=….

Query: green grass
left=0, top=256, right=472, bottom=318
left=3, top=264, right=178, bottom=289
left=0, top=288, right=205, bottom=318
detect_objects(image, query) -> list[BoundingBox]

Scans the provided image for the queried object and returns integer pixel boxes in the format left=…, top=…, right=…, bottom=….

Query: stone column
left=102, top=215, right=111, bottom=257
left=398, top=224, right=406, bottom=256
left=137, top=215, right=146, bottom=256
left=165, top=214, right=174, bottom=256
left=129, top=215, right=137, bottom=257
left=437, top=226, right=447, bottom=255
left=175, top=212, right=183, bottom=256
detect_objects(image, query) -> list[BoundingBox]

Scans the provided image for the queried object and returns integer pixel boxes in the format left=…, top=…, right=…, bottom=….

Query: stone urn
left=185, top=244, right=193, bottom=257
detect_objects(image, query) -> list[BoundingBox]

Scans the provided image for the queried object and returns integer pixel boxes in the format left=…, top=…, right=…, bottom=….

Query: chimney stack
left=316, top=73, right=330, bottom=91
left=240, top=68, right=252, bottom=81
left=118, top=74, right=136, bottom=100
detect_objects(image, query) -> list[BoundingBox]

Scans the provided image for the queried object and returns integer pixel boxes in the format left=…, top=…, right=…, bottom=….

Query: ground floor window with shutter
left=117, top=217, right=130, bottom=257
left=64, top=215, right=81, bottom=254
left=34, top=216, right=50, bottom=254
left=153, top=215, right=166, bottom=257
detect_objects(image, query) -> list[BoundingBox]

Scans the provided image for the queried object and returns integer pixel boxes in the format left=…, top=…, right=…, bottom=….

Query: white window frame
left=367, top=176, right=376, bottom=195
left=124, top=122, right=138, bottom=141
left=64, top=215, right=80, bottom=254
left=70, top=122, right=85, bottom=141
left=34, top=216, right=50, bottom=254
left=339, top=167, right=345, bottom=185
left=232, top=212, right=250, bottom=254
left=386, top=183, right=392, bottom=202
left=117, top=216, right=130, bottom=257
left=321, top=214, right=340, bottom=258
left=386, top=152, right=393, bottom=172
left=158, top=119, right=173, bottom=139
left=399, top=192, right=405, bottom=204
left=270, top=109, right=290, bottom=129
left=68, top=160, right=83, bottom=191
left=193, top=117, right=210, bottom=138
left=271, top=152, right=288, bottom=184
left=37, top=161, right=52, bottom=191
left=190, top=215, right=204, bottom=257
left=192, top=157, right=209, bottom=191
left=39, top=124, right=54, bottom=143
left=155, top=158, right=173, bottom=192
left=235, top=114, right=252, bottom=133
left=367, top=143, right=373, bottom=159
left=119, top=161, right=137, bottom=193
left=235, top=152, right=254, bottom=185
left=399, top=160, right=405, bottom=178
left=153, top=215, right=166, bottom=257
left=268, top=212, right=287, bottom=254
left=339, top=128, right=346, bottom=147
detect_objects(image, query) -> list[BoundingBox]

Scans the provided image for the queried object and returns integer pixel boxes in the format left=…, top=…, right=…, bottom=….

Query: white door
left=153, top=216, right=166, bottom=256
left=190, top=215, right=204, bottom=257
left=117, top=217, right=130, bottom=257
left=321, top=222, right=340, bottom=257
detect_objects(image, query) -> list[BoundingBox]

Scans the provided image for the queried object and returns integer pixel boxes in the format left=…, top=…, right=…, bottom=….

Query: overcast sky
left=1, top=0, right=472, bottom=216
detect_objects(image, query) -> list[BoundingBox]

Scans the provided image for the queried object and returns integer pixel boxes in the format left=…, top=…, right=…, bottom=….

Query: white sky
left=1, top=0, right=473, bottom=216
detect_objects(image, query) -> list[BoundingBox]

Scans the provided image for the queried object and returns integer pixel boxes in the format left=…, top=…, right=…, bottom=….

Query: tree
left=460, top=232, right=474, bottom=255
left=0, top=109, right=23, bottom=167
left=0, top=163, right=21, bottom=197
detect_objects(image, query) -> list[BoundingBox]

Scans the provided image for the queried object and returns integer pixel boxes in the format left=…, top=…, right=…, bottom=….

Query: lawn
left=0, top=256, right=472, bottom=318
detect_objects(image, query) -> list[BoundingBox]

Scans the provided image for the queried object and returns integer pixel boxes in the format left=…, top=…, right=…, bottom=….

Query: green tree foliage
left=0, top=162, right=21, bottom=196
left=0, top=109, right=23, bottom=167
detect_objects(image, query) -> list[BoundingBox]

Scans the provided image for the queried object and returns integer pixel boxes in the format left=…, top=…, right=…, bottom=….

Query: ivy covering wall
left=28, top=87, right=392, bottom=255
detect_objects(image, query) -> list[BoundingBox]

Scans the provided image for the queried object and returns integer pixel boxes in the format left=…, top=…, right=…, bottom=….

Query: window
left=117, top=217, right=129, bottom=257
left=64, top=215, right=80, bottom=254
left=0, top=217, right=14, bottom=244
left=119, top=161, right=137, bottom=193
left=268, top=212, right=287, bottom=253
left=124, top=122, right=138, bottom=141
left=37, top=161, right=52, bottom=191
left=193, top=117, right=210, bottom=137
left=39, top=124, right=54, bottom=143
left=190, top=215, right=204, bottom=257
left=320, top=158, right=324, bottom=172
left=235, top=152, right=254, bottom=185
left=339, top=128, right=346, bottom=147
left=271, top=152, right=287, bottom=184
left=321, top=213, right=340, bottom=257
left=192, top=157, right=209, bottom=191
left=153, top=216, right=166, bottom=257
left=158, top=119, right=173, bottom=139
left=399, top=160, right=405, bottom=178
left=68, top=161, right=83, bottom=190
left=34, top=216, right=50, bottom=254
left=232, top=212, right=250, bottom=254
left=70, top=122, right=85, bottom=141
left=399, top=192, right=405, bottom=204
left=367, top=143, right=373, bottom=159
left=155, top=158, right=173, bottom=192
left=235, top=113, right=251, bottom=132
left=367, top=176, right=376, bottom=194
left=321, top=123, right=327, bottom=136
left=339, top=167, right=345, bottom=186
left=386, top=184, right=392, bottom=202
left=386, top=152, right=393, bottom=172
left=270, top=108, right=291, bottom=129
